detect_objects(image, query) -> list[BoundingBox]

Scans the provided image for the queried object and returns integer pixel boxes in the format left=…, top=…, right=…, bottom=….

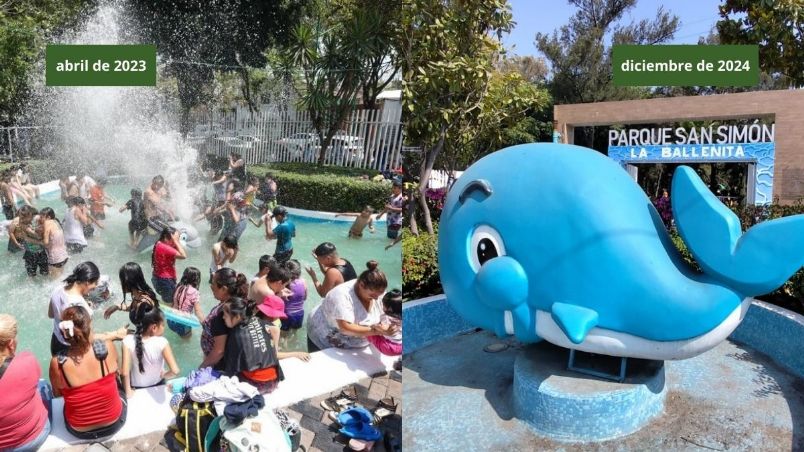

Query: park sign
left=607, top=124, right=776, bottom=204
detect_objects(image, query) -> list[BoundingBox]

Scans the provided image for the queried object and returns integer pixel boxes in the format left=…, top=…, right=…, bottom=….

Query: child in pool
left=168, top=267, right=205, bottom=338
left=89, top=178, right=113, bottom=220
left=280, top=259, right=307, bottom=332
left=336, top=206, right=376, bottom=238
left=367, top=289, right=402, bottom=356
left=120, top=189, right=148, bottom=249
left=210, top=234, right=239, bottom=281
left=122, top=303, right=180, bottom=398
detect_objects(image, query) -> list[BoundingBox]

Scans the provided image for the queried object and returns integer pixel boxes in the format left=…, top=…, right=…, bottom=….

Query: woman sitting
left=103, top=262, right=158, bottom=322
left=306, top=260, right=399, bottom=352
left=48, top=306, right=127, bottom=440
left=0, top=314, right=50, bottom=451
left=121, top=303, right=179, bottom=398
left=222, top=297, right=285, bottom=394
left=200, top=268, right=249, bottom=370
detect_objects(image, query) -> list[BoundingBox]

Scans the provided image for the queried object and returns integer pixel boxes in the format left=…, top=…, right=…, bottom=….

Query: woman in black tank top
left=306, top=242, right=358, bottom=297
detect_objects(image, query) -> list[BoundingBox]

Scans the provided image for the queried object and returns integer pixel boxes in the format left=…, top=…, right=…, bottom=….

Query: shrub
left=0, top=159, right=61, bottom=183
left=249, top=164, right=389, bottom=212
left=401, top=227, right=442, bottom=300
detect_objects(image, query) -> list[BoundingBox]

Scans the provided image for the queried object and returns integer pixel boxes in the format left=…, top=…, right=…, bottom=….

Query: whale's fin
left=551, top=303, right=598, bottom=344
left=672, top=166, right=804, bottom=296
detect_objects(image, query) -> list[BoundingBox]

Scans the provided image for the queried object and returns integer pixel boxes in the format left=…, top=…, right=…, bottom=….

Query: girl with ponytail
left=48, top=306, right=127, bottom=439
left=199, top=268, right=249, bottom=369
left=121, top=302, right=178, bottom=398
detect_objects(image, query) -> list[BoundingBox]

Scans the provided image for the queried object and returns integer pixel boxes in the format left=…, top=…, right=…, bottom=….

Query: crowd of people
left=0, top=152, right=403, bottom=449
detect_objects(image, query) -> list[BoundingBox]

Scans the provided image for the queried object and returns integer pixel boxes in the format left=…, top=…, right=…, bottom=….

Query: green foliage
left=401, top=227, right=442, bottom=300
left=280, top=0, right=399, bottom=164
left=0, top=0, right=91, bottom=125
left=717, top=0, right=804, bottom=86
left=248, top=163, right=388, bottom=212
left=127, top=0, right=306, bottom=131
left=0, top=159, right=61, bottom=183
left=401, top=0, right=551, bottom=233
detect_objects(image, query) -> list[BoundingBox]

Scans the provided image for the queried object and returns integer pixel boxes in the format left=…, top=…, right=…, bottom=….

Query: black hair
left=313, top=242, right=337, bottom=257
left=284, top=259, right=302, bottom=280
left=223, top=296, right=257, bottom=325
left=222, top=234, right=239, bottom=250
left=131, top=303, right=164, bottom=373
left=357, top=260, right=387, bottom=291
left=64, top=261, right=101, bottom=288
left=131, top=188, right=142, bottom=199
left=213, top=268, right=249, bottom=298
left=40, top=207, right=61, bottom=227
left=267, top=265, right=291, bottom=284
left=179, top=266, right=202, bottom=289
left=272, top=206, right=287, bottom=217
left=259, top=255, right=277, bottom=272
left=382, top=289, right=402, bottom=318
left=152, top=175, right=165, bottom=187
left=119, top=262, right=158, bottom=304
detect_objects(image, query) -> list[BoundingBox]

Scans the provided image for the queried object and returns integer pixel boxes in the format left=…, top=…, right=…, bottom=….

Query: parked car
left=276, top=133, right=319, bottom=161
left=328, top=131, right=366, bottom=163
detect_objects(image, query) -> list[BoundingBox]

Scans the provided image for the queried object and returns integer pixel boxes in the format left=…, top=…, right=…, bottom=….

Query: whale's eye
left=470, top=225, right=505, bottom=271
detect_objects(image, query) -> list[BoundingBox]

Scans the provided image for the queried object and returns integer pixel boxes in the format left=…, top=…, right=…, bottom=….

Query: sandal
left=378, top=397, right=397, bottom=412
left=348, top=438, right=375, bottom=451
left=320, top=396, right=355, bottom=412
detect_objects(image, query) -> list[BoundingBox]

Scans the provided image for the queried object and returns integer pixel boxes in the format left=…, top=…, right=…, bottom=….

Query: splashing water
left=30, top=1, right=199, bottom=220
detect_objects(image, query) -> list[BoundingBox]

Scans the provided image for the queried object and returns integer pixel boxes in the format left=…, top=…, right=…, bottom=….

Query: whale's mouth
left=504, top=310, right=514, bottom=335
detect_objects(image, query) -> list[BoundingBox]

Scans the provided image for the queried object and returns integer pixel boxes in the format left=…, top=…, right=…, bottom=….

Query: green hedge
left=0, top=159, right=61, bottom=183
left=401, top=227, right=442, bottom=301
left=249, top=164, right=389, bottom=213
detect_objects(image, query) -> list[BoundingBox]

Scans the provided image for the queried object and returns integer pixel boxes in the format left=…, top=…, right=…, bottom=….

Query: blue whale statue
left=438, top=143, right=804, bottom=360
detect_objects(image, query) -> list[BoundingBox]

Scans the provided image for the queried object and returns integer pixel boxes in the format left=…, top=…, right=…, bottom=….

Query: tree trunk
left=416, top=127, right=446, bottom=234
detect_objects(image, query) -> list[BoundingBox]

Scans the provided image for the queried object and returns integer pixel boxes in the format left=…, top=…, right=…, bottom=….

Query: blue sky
left=503, top=0, right=726, bottom=57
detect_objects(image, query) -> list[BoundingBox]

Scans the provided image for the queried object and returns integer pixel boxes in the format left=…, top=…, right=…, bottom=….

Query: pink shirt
left=153, top=241, right=179, bottom=279
left=0, top=352, right=48, bottom=449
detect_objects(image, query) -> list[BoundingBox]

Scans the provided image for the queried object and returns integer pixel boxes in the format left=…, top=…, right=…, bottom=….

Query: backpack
left=166, top=399, right=217, bottom=452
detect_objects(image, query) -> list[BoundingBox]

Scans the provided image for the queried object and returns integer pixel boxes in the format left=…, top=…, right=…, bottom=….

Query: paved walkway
left=50, top=369, right=402, bottom=452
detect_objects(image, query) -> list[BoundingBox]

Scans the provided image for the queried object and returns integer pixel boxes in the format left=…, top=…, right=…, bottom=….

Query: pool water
left=0, top=184, right=401, bottom=375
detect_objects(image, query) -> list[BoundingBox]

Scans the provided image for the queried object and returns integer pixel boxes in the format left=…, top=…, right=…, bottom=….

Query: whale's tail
left=671, top=166, right=804, bottom=296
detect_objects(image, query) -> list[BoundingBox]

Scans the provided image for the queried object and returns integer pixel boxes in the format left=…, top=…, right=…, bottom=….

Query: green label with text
left=612, top=45, right=758, bottom=87
left=46, top=44, right=156, bottom=86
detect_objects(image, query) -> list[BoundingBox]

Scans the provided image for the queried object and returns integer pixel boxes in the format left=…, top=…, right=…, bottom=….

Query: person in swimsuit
left=305, top=242, right=358, bottom=297
left=210, top=234, right=239, bottom=282
left=144, top=175, right=174, bottom=222
left=336, top=206, right=376, bottom=238
left=40, top=207, right=70, bottom=278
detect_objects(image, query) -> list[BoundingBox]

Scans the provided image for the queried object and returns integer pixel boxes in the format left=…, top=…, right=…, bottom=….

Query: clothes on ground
left=273, top=220, right=295, bottom=255
left=50, top=286, right=92, bottom=347
left=307, top=279, right=384, bottom=350
left=122, top=335, right=168, bottom=388
left=62, top=207, right=88, bottom=247
left=188, top=375, right=259, bottom=403
left=184, top=367, right=222, bottom=390
left=0, top=352, right=49, bottom=450
left=223, top=394, right=265, bottom=426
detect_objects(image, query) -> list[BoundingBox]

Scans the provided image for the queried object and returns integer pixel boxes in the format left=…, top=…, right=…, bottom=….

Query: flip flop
left=320, top=396, right=355, bottom=412
left=373, top=407, right=394, bottom=424
left=348, top=438, right=375, bottom=451
left=377, top=397, right=397, bottom=412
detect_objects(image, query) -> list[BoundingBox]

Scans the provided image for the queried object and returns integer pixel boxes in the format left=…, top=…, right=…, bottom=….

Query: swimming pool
left=1, top=184, right=401, bottom=374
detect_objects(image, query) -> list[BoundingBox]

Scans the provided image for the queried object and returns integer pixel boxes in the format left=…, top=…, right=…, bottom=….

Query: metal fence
left=189, top=105, right=404, bottom=170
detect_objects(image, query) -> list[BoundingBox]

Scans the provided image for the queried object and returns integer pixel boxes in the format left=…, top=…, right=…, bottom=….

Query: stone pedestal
left=512, top=342, right=666, bottom=441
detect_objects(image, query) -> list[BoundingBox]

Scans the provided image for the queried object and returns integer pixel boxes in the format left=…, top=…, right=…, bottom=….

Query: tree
left=497, top=55, right=549, bottom=85
left=127, top=0, right=305, bottom=133
left=282, top=0, right=399, bottom=165
left=0, top=0, right=92, bottom=125
left=717, top=0, right=804, bottom=87
left=402, top=0, right=551, bottom=234
left=535, top=0, right=678, bottom=149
